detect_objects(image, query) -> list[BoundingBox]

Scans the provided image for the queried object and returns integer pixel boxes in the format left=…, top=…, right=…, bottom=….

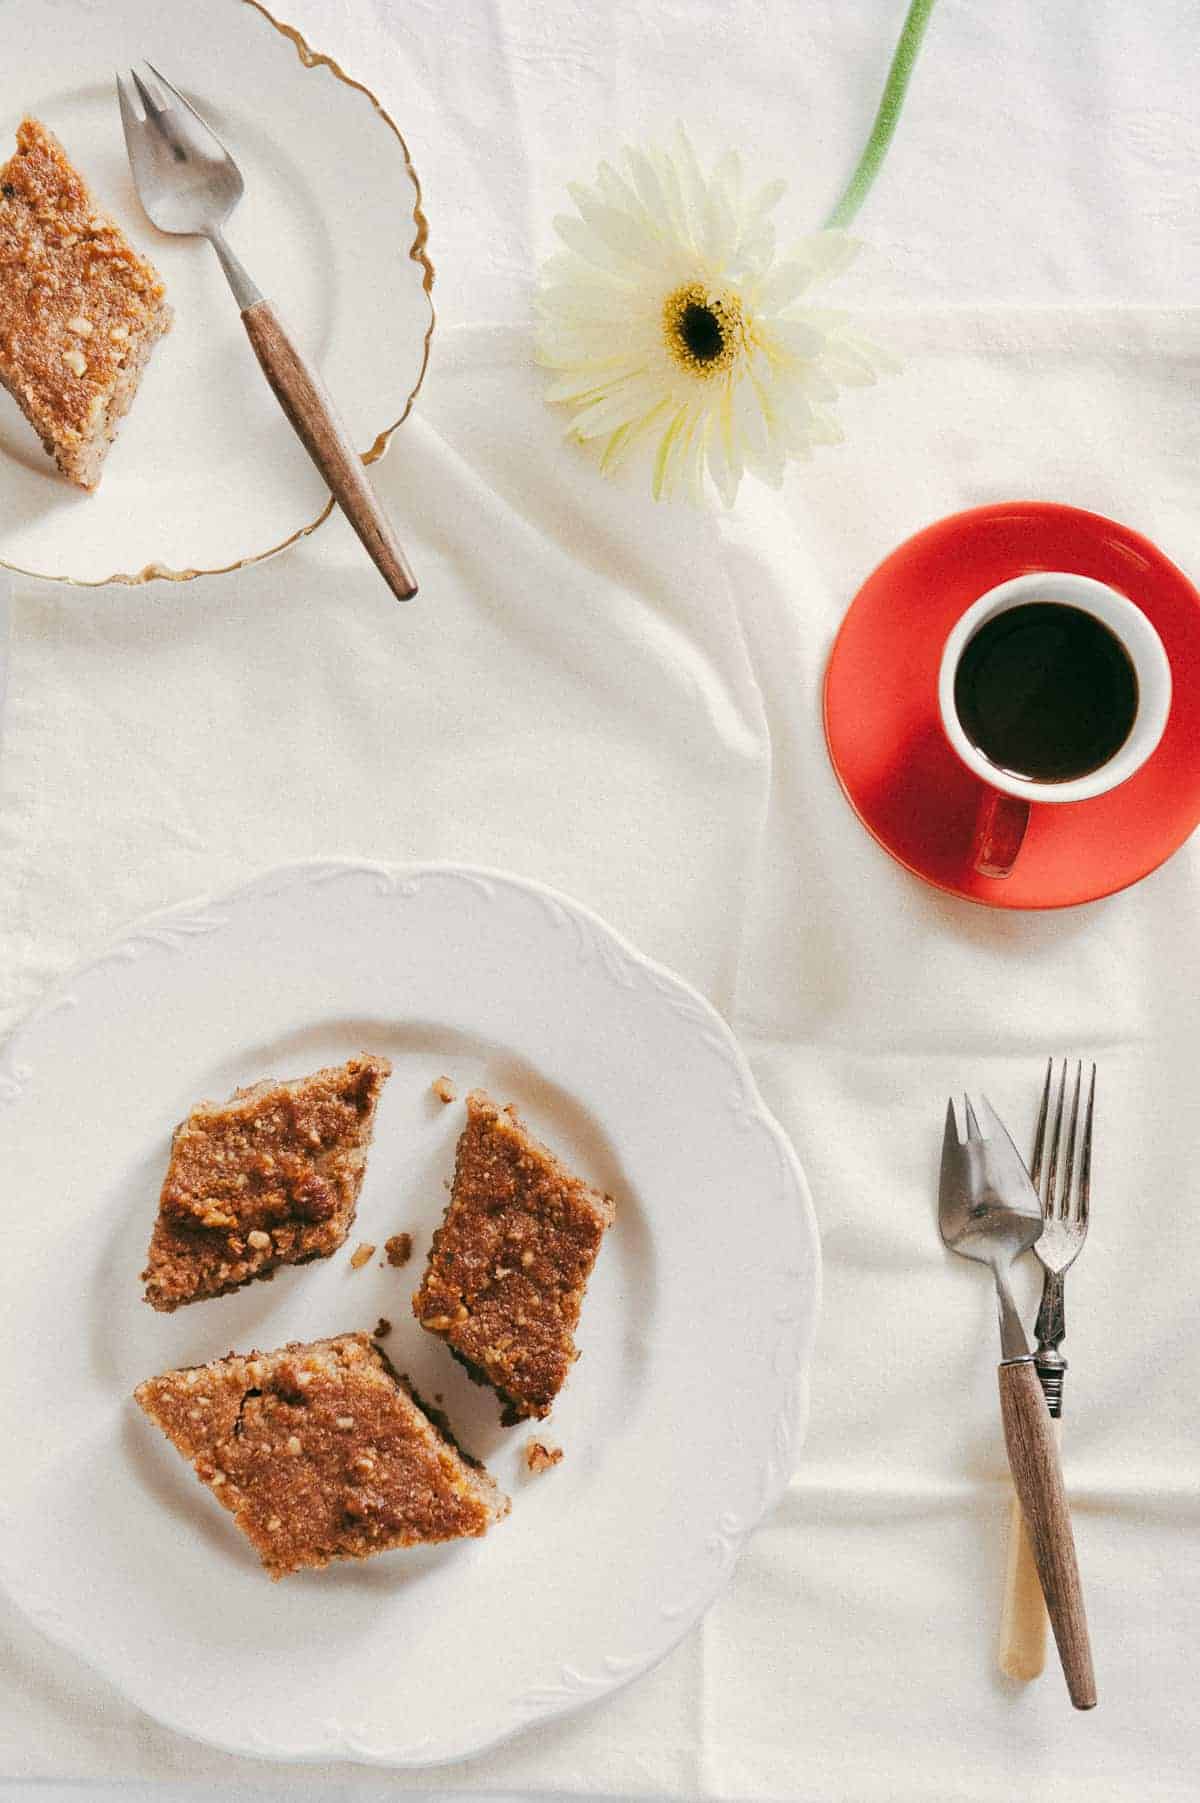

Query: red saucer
left=823, top=503, right=1200, bottom=909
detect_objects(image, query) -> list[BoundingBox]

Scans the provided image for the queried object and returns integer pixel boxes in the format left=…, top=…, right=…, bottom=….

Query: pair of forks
left=940, top=1060, right=1096, bottom=1708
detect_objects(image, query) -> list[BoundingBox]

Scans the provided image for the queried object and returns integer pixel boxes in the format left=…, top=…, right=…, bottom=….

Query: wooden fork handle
left=240, top=299, right=417, bottom=602
left=998, top=1414, right=1062, bottom=1680
left=998, top=1360, right=1096, bottom=1709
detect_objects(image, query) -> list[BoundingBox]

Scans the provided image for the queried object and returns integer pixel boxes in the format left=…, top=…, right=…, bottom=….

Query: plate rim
left=0, top=857, right=822, bottom=1767
left=0, top=0, right=435, bottom=591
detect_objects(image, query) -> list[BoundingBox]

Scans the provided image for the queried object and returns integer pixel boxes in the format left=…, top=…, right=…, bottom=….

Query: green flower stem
left=825, top=0, right=938, bottom=230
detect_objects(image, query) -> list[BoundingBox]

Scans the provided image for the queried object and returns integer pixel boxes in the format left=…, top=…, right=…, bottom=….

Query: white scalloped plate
left=0, top=862, right=819, bottom=1766
left=0, top=0, right=432, bottom=585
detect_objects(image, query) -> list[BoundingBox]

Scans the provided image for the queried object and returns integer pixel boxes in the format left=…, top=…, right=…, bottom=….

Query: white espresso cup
left=937, top=572, right=1172, bottom=877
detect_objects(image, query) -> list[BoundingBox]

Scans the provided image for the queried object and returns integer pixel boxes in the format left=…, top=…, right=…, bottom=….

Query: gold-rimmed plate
left=0, top=0, right=432, bottom=586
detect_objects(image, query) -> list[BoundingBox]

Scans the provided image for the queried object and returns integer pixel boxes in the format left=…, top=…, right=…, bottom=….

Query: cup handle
left=971, top=788, right=1030, bottom=878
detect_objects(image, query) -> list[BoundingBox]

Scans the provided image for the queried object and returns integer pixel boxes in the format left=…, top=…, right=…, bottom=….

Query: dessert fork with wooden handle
left=939, top=1092, right=1096, bottom=1710
left=999, top=1059, right=1095, bottom=1681
left=117, top=63, right=417, bottom=602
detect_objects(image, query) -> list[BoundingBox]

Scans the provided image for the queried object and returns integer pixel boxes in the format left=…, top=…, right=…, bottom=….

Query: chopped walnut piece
left=432, top=1075, right=457, bottom=1104
left=384, top=1232, right=413, bottom=1269
left=525, top=1439, right=563, bottom=1475
left=349, top=1242, right=376, bottom=1271
left=373, top=1316, right=392, bottom=1339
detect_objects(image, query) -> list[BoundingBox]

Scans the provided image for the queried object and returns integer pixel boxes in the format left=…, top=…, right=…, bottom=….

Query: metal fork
left=117, top=63, right=416, bottom=602
left=940, top=1090, right=1096, bottom=1709
left=999, top=1059, right=1095, bottom=1682
left=1030, top=1059, right=1095, bottom=1412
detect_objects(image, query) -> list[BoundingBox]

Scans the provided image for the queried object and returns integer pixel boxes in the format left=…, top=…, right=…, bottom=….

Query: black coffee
left=954, top=602, right=1138, bottom=783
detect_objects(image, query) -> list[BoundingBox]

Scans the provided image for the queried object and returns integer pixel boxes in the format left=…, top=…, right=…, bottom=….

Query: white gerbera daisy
left=534, top=127, right=895, bottom=506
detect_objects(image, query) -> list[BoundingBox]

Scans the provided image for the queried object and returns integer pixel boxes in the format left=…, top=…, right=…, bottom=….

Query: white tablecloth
left=2, top=1, right=1198, bottom=1797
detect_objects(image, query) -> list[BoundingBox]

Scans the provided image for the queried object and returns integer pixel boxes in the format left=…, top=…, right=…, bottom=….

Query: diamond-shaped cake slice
left=413, top=1091, right=616, bottom=1422
left=134, top=1333, right=509, bottom=1578
left=142, top=1055, right=391, bottom=1311
left=0, top=119, right=171, bottom=489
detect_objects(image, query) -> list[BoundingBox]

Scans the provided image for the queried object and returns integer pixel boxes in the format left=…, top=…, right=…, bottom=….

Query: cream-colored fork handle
left=999, top=1415, right=1062, bottom=1679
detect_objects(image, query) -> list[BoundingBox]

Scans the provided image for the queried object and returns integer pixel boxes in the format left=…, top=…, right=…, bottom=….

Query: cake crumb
left=373, top=1316, right=392, bottom=1339
left=432, top=1075, right=457, bottom=1104
left=349, top=1242, right=376, bottom=1271
left=384, top=1232, right=413, bottom=1268
left=525, top=1439, right=563, bottom=1475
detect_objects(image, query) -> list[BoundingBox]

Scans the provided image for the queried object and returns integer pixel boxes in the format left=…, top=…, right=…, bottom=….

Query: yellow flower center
left=662, top=282, right=743, bottom=379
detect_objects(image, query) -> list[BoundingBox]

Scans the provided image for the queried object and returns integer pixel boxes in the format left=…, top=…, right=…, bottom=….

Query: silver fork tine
left=1044, top=1058, right=1067, bottom=1215
left=1060, top=1060, right=1082, bottom=1219
left=1076, top=1065, right=1096, bottom=1226
left=129, top=67, right=166, bottom=118
left=142, top=62, right=180, bottom=103
left=1030, top=1057, right=1053, bottom=1193
left=942, top=1097, right=960, bottom=1157
left=115, top=71, right=145, bottom=142
left=142, top=62, right=246, bottom=169
left=143, top=62, right=196, bottom=114
left=963, top=1094, right=983, bottom=1142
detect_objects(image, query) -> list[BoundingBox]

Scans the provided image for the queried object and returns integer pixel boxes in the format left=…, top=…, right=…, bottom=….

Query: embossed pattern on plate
left=0, top=861, right=820, bottom=1766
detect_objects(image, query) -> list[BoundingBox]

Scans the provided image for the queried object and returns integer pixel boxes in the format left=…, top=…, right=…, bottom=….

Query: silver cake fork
left=940, top=1090, right=1096, bottom=1709
left=117, top=63, right=416, bottom=601
left=999, top=1060, right=1095, bottom=1681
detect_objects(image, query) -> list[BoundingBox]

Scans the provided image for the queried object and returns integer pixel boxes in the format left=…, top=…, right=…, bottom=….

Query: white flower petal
left=600, top=400, right=672, bottom=472
left=806, top=404, right=846, bottom=446
left=593, top=162, right=646, bottom=222
left=624, top=146, right=676, bottom=237
left=754, top=262, right=812, bottom=314
left=793, top=362, right=840, bottom=403
left=652, top=404, right=693, bottom=500
left=762, top=316, right=826, bottom=360
left=746, top=176, right=787, bottom=223
left=671, top=125, right=709, bottom=251
left=840, top=329, right=902, bottom=376
left=819, top=341, right=880, bottom=387
left=565, top=193, right=673, bottom=273
left=737, top=222, right=777, bottom=278
left=791, top=231, right=859, bottom=286
left=571, top=379, right=669, bottom=439
left=553, top=213, right=629, bottom=274
left=538, top=252, right=636, bottom=295
left=700, top=181, right=738, bottom=274
left=542, top=359, right=646, bottom=403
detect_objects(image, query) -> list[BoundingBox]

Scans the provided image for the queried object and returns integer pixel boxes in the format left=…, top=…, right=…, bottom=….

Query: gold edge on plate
left=1, top=0, right=436, bottom=590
